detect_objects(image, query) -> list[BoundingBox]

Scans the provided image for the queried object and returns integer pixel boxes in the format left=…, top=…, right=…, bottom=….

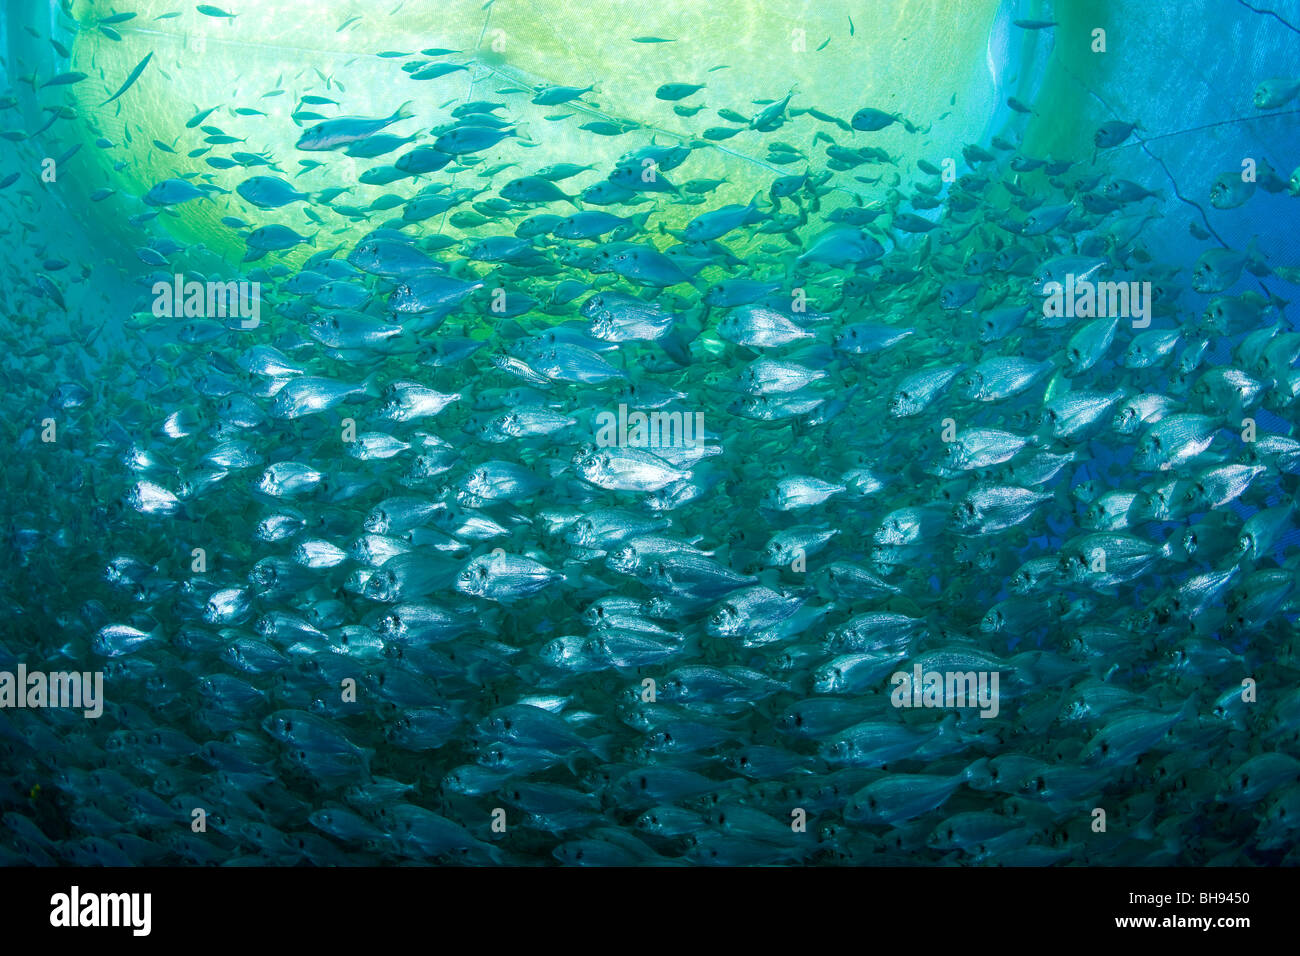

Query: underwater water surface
left=1, top=0, right=1300, bottom=866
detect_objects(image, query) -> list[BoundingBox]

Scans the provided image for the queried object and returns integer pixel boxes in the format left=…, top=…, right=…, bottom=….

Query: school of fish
left=2, top=6, right=1300, bottom=866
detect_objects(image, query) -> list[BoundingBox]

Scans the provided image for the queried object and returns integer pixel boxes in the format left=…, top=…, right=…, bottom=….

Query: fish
left=532, top=85, right=594, bottom=106
left=656, top=83, right=705, bottom=101
left=143, top=178, right=214, bottom=207
left=102, top=53, right=153, bottom=105
left=1191, top=242, right=1265, bottom=293
left=235, top=176, right=310, bottom=209
left=2, top=9, right=1297, bottom=875
left=851, top=107, right=913, bottom=132
left=1094, top=120, right=1138, bottom=148
left=296, top=103, right=414, bottom=151
left=434, top=124, right=517, bottom=155
left=41, top=71, right=87, bottom=88
left=1253, top=77, right=1300, bottom=109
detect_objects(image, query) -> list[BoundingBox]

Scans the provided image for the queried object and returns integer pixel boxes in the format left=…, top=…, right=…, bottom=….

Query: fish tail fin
left=1246, top=235, right=1270, bottom=275
left=360, top=370, right=384, bottom=398
left=934, top=711, right=960, bottom=740
left=586, top=734, right=616, bottom=762
left=391, top=100, right=415, bottom=122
